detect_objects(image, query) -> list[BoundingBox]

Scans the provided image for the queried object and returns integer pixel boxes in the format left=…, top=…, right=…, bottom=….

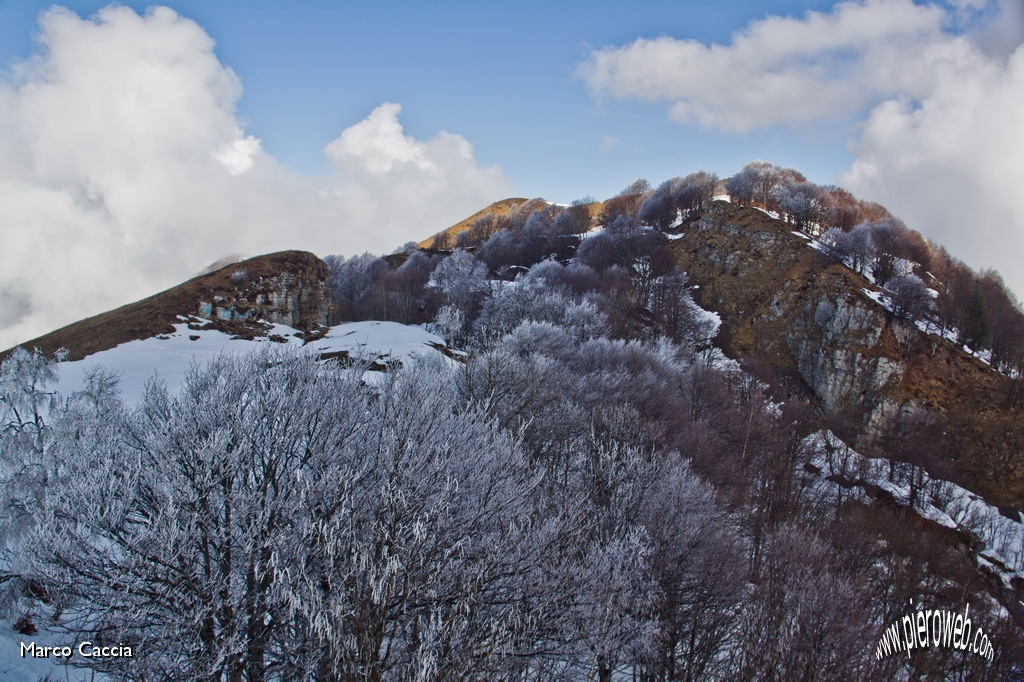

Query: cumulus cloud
left=841, top=40, right=1024, bottom=292
left=323, top=102, right=509, bottom=233
left=577, top=0, right=948, bottom=132
left=578, top=0, right=1024, bottom=298
left=0, top=5, right=511, bottom=350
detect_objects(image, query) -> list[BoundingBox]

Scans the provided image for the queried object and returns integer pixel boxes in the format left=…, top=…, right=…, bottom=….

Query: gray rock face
left=676, top=202, right=1024, bottom=509
left=789, top=288, right=911, bottom=432
left=678, top=204, right=916, bottom=437
left=258, top=272, right=330, bottom=328
left=195, top=252, right=330, bottom=332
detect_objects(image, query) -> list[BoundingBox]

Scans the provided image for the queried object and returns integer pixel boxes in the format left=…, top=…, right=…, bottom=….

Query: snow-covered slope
left=804, top=432, right=1024, bottom=588
left=54, top=319, right=455, bottom=403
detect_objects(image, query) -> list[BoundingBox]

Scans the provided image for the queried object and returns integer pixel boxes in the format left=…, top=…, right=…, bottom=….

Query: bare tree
left=774, top=180, right=825, bottom=235
left=888, top=272, right=934, bottom=322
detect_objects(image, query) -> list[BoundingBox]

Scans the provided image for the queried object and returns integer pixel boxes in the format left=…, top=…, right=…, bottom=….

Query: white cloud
left=841, top=42, right=1024, bottom=290
left=325, top=102, right=435, bottom=174
left=320, top=102, right=510, bottom=250
left=0, top=5, right=511, bottom=350
left=215, top=134, right=262, bottom=175
left=578, top=0, right=1024, bottom=298
left=577, top=0, right=947, bottom=132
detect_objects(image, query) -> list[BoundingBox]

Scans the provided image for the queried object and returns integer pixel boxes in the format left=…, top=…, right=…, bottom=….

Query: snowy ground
left=805, top=432, right=1024, bottom=587
left=0, top=627, right=108, bottom=681
left=53, top=319, right=454, bottom=403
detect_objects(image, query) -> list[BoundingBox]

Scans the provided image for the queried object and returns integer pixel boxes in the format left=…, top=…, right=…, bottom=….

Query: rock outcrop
left=195, top=252, right=330, bottom=330
left=672, top=201, right=1024, bottom=508
left=5, top=250, right=330, bottom=362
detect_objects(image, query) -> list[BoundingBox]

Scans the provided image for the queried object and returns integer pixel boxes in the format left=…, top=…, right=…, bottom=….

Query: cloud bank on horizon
left=579, top=0, right=1024, bottom=299
left=0, top=5, right=511, bottom=349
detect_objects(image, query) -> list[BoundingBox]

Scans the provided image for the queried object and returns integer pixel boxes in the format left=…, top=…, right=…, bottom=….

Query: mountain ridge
left=6, top=188, right=1024, bottom=512
left=5, top=175, right=1024, bottom=676
left=671, top=200, right=1024, bottom=509
left=3, top=249, right=328, bottom=362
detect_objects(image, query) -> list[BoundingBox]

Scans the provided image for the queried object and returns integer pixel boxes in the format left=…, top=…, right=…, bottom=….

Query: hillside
left=671, top=200, right=1024, bottom=509
left=4, top=250, right=329, bottom=361
left=417, top=197, right=534, bottom=249
left=4, top=168, right=1024, bottom=679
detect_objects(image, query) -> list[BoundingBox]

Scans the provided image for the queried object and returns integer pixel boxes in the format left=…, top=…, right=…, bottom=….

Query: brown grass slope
left=4, top=250, right=327, bottom=362
left=419, top=195, right=622, bottom=251
left=418, top=198, right=533, bottom=249
left=673, top=201, right=1024, bottom=508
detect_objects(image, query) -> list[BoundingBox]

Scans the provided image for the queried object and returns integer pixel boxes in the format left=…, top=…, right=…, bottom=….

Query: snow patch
left=751, top=206, right=781, bottom=220
left=53, top=321, right=452, bottom=404
left=668, top=209, right=683, bottom=230
left=0, top=611, right=108, bottom=681
left=805, top=432, right=1024, bottom=587
left=861, top=287, right=893, bottom=314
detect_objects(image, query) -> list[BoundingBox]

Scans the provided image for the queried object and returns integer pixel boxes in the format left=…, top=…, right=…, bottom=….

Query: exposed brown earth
left=4, top=250, right=329, bottom=362
left=672, top=201, right=1024, bottom=508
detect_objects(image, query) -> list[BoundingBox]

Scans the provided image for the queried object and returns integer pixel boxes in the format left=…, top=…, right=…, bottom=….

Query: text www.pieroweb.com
left=876, top=603, right=994, bottom=661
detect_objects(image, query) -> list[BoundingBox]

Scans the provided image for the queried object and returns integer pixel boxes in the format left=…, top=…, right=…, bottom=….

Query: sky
left=0, top=0, right=1022, bottom=349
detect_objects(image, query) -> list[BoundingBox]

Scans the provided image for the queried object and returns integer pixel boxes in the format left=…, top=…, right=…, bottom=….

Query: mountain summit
left=4, top=163, right=1024, bottom=678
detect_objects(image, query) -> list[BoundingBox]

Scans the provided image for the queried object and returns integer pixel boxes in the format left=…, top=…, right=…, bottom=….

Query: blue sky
left=0, top=0, right=1022, bottom=347
left=0, top=0, right=852, bottom=199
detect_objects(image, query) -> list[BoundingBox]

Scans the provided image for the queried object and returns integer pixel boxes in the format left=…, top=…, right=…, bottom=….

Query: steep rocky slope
left=672, top=201, right=1024, bottom=508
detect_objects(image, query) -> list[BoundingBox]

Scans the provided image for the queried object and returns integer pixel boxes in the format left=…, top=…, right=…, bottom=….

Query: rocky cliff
left=195, top=253, right=329, bottom=330
left=673, top=201, right=1024, bottom=508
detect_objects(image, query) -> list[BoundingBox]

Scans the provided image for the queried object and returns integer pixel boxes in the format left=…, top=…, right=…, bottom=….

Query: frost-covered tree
left=736, top=524, right=880, bottom=681
left=427, top=248, right=489, bottom=312
left=380, top=249, right=436, bottom=324
left=638, top=171, right=718, bottom=231
left=325, top=252, right=389, bottom=321
left=576, top=217, right=674, bottom=289
left=27, top=350, right=369, bottom=680
left=674, top=170, right=718, bottom=220
left=473, top=277, right=609, bottom=345
left=639, top=457, right=746, bottom=681
left=774, top=180, right=825, bottom=235
left=0, top=347, right=67, bottom=544
left=822, top=224, right=874, bottom=277
left=638, top=178, right=683, bottom=231
left=553, top=200, right=592, bottom=236
left=432, top=303, right=465, bottom=345
left=0, top=347, right=64, bottom=450
left=25, top=350, right=616, bottom=680
left=888, top=272, right=934, bottom=322
left=457, top=213, right=501, bottom=248
left=276, top=360, right=555, bottom=680
left=726, top=161, right=780, bottom=208
left=648, top=270, right=718, bottom=349
left=476, top=228, right=517, bottom=275
left=598, top=179, right=650, bottom=224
